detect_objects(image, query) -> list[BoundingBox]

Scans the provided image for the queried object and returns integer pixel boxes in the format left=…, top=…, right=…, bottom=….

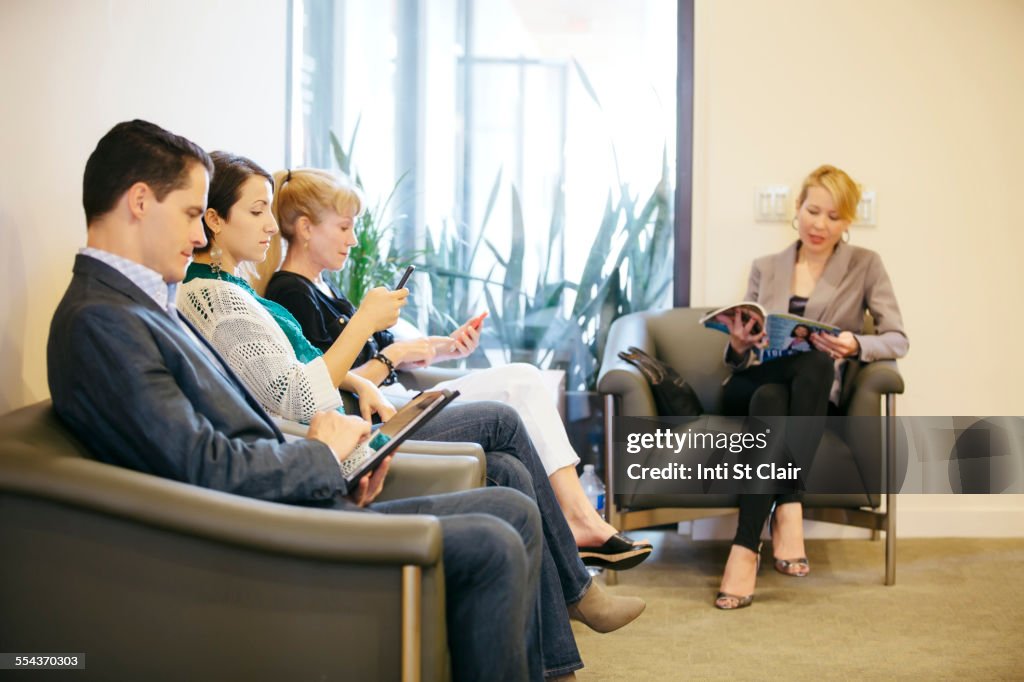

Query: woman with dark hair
left=177, top=151, right=648, bottom=680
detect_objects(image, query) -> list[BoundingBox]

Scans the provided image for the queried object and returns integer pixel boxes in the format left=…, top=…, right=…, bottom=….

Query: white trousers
left=383, top=363, right=580, bottom=476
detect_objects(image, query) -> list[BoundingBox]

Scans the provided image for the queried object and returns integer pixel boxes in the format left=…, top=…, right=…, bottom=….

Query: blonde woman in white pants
left=260, top=168, right=651, bottom=570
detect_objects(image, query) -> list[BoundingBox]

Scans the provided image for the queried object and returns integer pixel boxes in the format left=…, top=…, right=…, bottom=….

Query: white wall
left=690, top=0, right=1024, bottom=538
left=0, top=0, right=287, bottom=413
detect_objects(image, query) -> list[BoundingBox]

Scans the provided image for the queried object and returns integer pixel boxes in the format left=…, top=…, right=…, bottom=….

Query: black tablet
left=337, top=389, right=460, bottom=486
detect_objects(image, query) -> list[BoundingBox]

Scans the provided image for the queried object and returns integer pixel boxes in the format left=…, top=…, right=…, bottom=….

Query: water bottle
left=579, top=464, right=605, bottom=514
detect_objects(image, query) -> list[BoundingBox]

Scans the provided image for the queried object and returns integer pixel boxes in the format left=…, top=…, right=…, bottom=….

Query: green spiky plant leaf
left=321, top=54, right=674, bottom=387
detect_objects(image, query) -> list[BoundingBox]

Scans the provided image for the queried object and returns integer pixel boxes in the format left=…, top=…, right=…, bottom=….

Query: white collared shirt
left=80, top=247, right=178, bottom=316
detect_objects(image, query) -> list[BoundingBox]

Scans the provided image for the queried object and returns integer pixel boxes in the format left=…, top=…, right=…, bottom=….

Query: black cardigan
left=264, top=271, right=394, bottom=369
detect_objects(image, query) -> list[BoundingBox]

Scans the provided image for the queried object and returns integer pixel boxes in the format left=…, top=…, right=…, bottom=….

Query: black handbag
left=617, top=346, right=704, bottom=417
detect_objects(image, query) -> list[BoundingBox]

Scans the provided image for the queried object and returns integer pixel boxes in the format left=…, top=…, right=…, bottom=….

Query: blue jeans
left=414, top=401, right=590, bottom=678
left=373, top=487, right=543, bottom=681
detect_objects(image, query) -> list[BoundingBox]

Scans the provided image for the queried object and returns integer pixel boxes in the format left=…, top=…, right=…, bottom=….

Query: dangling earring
left=842, top=230, right=851, bottom=243
left=791, top=217, right=799, bottom=231
left=209, top=238, right=223, bottom=278
left=304, top=239, right=310, bottom=249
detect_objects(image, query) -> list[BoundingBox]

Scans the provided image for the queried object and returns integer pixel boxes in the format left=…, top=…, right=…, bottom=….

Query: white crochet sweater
left=178, top=277, right=342, bottom=423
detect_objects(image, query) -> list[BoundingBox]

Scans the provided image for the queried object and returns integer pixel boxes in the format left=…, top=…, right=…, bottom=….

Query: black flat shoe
left=579, top=533, right=653, bottom=570
left=626, top=534, right=654, bottom=551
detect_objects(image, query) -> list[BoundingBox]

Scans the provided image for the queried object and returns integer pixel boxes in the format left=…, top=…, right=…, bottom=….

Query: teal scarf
left=184, top=263, right=324, bottom=364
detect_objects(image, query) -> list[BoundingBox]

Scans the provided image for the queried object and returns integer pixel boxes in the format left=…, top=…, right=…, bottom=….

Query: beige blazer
left=728, top=241, right=909, bottom=396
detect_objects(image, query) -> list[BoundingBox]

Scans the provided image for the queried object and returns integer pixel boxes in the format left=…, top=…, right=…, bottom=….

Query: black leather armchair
left=0, top=401, right=486, bottom=681
left=598, top=308, right=903, bottom=585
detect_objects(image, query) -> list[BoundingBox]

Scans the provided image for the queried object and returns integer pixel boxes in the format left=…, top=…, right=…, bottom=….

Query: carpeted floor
left=572, top=533, right=1024, bottom=680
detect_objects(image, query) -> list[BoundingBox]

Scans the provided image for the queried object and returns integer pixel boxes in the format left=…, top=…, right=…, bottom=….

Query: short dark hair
left=198, top=151, right=275, bottom=250
left=82, top=119, right=214, bottom=224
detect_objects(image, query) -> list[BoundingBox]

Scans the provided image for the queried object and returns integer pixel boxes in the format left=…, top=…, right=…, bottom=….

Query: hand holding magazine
left=699, top=302, right=840, bottom=361
left=339, top=389, right=460, bottom=486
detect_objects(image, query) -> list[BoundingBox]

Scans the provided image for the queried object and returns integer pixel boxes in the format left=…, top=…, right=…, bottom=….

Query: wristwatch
left=372, top=352, right=398, bottom=386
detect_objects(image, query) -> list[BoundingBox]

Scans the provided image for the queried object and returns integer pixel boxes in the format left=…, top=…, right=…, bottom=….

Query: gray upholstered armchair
left=0, top=401, right=486, bottom=681
left=597, top=308, right=903, bottom=585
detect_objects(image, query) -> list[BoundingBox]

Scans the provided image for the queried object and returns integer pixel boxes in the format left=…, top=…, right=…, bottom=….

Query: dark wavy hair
left=197, top=151, right=275, bottom=251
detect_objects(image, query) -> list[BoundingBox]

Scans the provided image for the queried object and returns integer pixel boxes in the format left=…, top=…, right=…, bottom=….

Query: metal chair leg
left=885, top=493, right=896, bottom=586
left=885, top=394, right=897, bottom=586
left=603, top=394, right=619, bottom=586
left=402, top=565, right=422, bottom=682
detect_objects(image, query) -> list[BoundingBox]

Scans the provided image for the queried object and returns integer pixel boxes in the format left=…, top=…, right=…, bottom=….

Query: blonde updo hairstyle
left=797, top=164, right=861, bottom=223
left=254, top=168, right=364, bottom=293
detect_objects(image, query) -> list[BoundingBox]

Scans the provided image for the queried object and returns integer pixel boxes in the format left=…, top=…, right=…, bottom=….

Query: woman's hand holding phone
left=354, top=287, right=408, bottom=332
left=468, top=311, right=488, bottom=330
left=394, top=265, right=415, bottom=290
left=441, top=313, right=485, bottom=359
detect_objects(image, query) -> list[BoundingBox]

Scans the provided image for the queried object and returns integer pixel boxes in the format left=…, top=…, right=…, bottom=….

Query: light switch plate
left=754, top=185, right=790, bottom=222
left=854, top=190, right=877, bottom=226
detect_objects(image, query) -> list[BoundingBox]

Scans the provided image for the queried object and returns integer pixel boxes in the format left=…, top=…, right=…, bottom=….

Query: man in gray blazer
left=47, top=120, right=543, bottom=681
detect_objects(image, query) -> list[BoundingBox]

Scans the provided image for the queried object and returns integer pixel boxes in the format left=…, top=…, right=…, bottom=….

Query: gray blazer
left=729, top=241, right=909, bottom=376
left=47, top=255, right=349, bottom=504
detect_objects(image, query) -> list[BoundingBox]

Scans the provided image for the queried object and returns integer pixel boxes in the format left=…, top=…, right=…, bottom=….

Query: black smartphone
left=394, top=265, right=415, bottom=290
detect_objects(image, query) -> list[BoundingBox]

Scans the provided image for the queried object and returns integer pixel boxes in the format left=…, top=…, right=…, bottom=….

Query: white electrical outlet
left=754, top=185, right=790, bottom=222
left=855, top=190, right=877, bottom=226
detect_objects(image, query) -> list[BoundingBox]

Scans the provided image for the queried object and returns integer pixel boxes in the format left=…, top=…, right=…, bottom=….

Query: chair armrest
left=398, top=367, right=470, bottom=391
left=597, top=313, right=658, bottom=417
left=397, top=440, right=487, bottom=487
left=845, top=360, right=904, bottom=416
left=397, top=439, right=483, bottom=457
left=378, top=452, right=484, bottom=501
left=597, top=366, right=657, bottom=418
left=270, top=419, right=486, bottom=493
left=0, top=445, right=443, bottom=566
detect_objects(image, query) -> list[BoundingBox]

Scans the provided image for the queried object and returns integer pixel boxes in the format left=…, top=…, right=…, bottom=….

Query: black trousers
left=721, top=350, right=834, bottom=553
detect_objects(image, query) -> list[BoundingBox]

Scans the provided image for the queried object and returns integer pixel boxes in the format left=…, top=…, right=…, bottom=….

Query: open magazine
left=339, top=389, right=460, bottom=485
left=699, top=303, right=840, bottom=361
